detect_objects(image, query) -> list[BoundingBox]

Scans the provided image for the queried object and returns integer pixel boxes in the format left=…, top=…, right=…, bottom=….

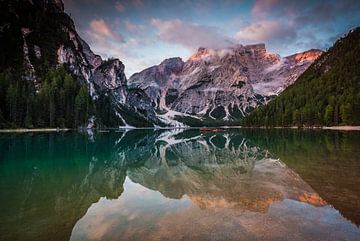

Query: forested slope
left=242, top=27, right=360, bottom=127
left=0, top=1, right=105, bottom=128
left=0, top=0, right=154, bottom=128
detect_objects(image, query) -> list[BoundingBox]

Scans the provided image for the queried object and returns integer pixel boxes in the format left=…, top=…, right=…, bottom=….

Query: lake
left=0, top=129, right=359, bottom=241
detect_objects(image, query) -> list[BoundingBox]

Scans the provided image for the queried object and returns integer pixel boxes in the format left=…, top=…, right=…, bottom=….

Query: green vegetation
left=242, top=27, right=360, bottom=127
left=0, top=1, right=134, bottom=129
left=0, top=1, right=103, bottom=129
left=0, top=66, right=153, bottom=128
left=0, top=67, right=92, bottom=128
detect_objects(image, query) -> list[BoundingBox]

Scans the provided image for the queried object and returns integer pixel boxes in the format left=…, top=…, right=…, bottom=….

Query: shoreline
left=322, top=126, right=360, bottom=131
left=240, top=126, right=360, bottom=131
left=0, top=128, right=71, bottom=133
left=1, top=126, right=360, bottom=133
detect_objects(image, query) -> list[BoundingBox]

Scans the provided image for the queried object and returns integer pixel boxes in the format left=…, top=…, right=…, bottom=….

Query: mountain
left=0, top=0, right=323, bottom=128
left=242, top=27, right=360, bottom=127
left=0, top=0, right=160, bottom=128
left=128, top=44, right=322, bottom=126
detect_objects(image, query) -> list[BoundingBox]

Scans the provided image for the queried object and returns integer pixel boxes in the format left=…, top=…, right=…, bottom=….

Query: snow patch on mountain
left=128, top=44, right=322, bottom=125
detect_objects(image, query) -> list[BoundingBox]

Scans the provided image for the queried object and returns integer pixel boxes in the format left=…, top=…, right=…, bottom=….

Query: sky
left=63, top=0, right=360, bottom=77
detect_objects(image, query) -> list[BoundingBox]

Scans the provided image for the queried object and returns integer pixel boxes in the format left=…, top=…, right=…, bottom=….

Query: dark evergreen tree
left=75, top=85, right=90, bottom=126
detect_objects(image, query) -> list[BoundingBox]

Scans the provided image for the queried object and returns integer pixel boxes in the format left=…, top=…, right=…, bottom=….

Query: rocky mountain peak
left=241, top=43, right=280, bottom=63
left=129, top=43, right=323, bottom=126
left=188, top=43, right=275, bottom=64
left=1, top=0, right=164, bottom=128
left=189, top=47, right=212, bottom=61
left=91, top=58, right=127, bottom=92
left=244, top=43, right=266, bottom=52
left=286, top=49, right=323, bottom=63
left=0, top=0, right=328, bottom=128
left=159, top=57, right=184, bottom=74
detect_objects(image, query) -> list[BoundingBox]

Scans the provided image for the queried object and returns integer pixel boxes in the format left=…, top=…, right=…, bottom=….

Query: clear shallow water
left=0, top=129, right=359, bottom=241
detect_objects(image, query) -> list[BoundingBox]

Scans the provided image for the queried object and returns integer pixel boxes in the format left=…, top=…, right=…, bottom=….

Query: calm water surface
left=0, top=129, right=359, bottom=241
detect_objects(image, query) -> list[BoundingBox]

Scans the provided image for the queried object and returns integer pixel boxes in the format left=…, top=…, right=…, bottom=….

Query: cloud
left=245, top=0, right=360, bottom=55
left=235, top=20, right=296, bottom=44
left=251, top=0, right=360, bottom=22
left=115, top=1, right=125, bottom=12
left=83, top=34, right=142, bottom=76
left=252, top=0, right=278, bottom=16
left=150, top=18, right=233, bottom=50
left=89, top=19, right=124, bottom=42
left=84, top=19, right=131, bottom=71
left=69, top=0, right=360, bottom=75
left=83, top=18, right=155, bottom=76
left=124, top=20, right=144, bottom=33
left=294, top=1, right=360, bottom=27
left=132, top=0, right=144, bottom=8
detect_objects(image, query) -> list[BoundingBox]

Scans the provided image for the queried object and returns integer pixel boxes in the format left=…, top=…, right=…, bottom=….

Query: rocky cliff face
left=2, top=0, right=114, bottom=92
left=0, top=0, right=160, bottom=127
left=241, top=27, right=360, bottom=127
left=1, top=0, right=322, bottom=127
left=128, top=45, right=322, bottom=126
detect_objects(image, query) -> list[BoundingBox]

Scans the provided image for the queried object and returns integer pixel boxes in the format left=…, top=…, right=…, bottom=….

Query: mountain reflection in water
left=0, top=129, right=359, bottom=241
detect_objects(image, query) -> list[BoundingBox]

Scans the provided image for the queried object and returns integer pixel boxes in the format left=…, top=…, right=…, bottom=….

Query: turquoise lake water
left=0, top=129, right=359, bottom=241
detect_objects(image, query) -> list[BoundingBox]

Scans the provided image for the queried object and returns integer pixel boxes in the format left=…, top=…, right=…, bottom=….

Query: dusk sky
left=64, top=0, right=360, bottom=77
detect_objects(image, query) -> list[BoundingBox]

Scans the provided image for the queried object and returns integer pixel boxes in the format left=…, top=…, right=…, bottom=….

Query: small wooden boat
left=199, top=128, right=223, bottom=132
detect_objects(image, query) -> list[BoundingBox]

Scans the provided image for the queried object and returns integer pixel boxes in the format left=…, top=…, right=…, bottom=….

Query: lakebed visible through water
left=0, top=129, right=359, bottom=241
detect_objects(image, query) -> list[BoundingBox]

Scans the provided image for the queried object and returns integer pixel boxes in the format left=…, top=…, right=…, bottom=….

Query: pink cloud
left=150, top=18, right=232, bottom=50
left=252, top=0, right=278, bottom=16
left=235, top=20, right=296, bottom=44
left=89, top=19, right=124, bottom=42
left=83, top=18, right=154, bottom=76
left=133, top=0, right=144, bottom=8
left=124, top=20, right=143, bottom=33
left=115, top=1, right=125, bottom=12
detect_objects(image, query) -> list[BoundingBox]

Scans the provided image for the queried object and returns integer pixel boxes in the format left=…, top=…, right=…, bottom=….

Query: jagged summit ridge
left=1, top=0, right=323, bottom=127
left=0, top=0, right=164, bottom=127
left=128, top=43, right=322, bottom=125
